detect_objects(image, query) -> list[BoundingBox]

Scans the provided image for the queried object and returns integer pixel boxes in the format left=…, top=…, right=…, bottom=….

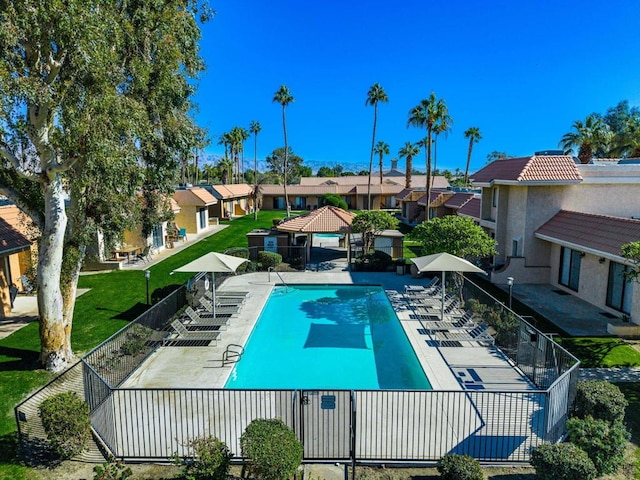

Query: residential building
left=206, top=184, right=253, bottom=219
left=172, top=187, right=218, bottom=234
left=470, top=155, right=640, bottom=328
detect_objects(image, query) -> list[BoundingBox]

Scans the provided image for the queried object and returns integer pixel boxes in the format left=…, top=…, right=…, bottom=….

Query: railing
left=268, top=266, right=289, bottom=291
left=247, top=245, right=307, bottom=270
left=222, top=344, right=244, bottom=366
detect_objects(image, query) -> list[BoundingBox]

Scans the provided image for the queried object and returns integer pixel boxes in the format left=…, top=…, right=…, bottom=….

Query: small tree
left=572, top=380, right=628, bottom=424
left=530, top=443, right=597, bottom=480
left=240, top=418, right=303, bottom=480
left=39, top=391, right=91, bottom=459
left=351, top=210, right=398, bottom=253
left=176, top=436, right=233, bottom=480
left=621, top=240, right=640, bottom=282
left=437, top=453, right=484, bottom=480
left=410, top=215, right=496, bottom=260
left=567, top=416, right=629, bottom=476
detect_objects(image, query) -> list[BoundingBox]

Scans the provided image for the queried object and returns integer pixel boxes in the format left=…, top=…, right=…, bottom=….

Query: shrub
left=572, top=380, right=628, bottom=423
left=320, top=193, right=348, bottom=210
left=240, top=418, right=303, bottom=480
left=39, top=391, right=91, bottom=459
left=353, top=250, right=393, bottom=272
left=224, top=247, right=251, bottom=273
left=567, top=416, right=630, bottom=475
left=93, top=456, right=132, bottom=480
left=437, top=453, right=484, bottom=480
left=258, top=251, right=282, bottom=270
left=178, top=436, right=233, bottom=480
left=530, top=443, right=596, bottom=480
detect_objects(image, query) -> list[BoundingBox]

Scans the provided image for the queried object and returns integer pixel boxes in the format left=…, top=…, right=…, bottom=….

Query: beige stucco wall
left=174, top=206, right=198, bottom=233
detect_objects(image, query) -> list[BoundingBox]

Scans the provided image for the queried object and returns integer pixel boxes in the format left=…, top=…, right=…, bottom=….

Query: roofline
left=473, top=180, right=583, bottom=187
left=534, top=232, right=628, bottom=264
left=0, top=243, right=32, bottom=256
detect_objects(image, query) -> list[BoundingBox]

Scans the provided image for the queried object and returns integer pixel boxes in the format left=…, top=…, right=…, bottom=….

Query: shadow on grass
left=561, top=338, right=631, bottom=367
left=0, top=431, right=61, bottom=469
left=110, top=302, right=150, bottom=321
left=0, top=346, right=39, bottom=371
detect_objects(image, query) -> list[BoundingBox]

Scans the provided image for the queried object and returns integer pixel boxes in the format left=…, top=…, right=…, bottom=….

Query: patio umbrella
left=410, top=252, right=486, bottom=319
left=172, top=252, right=248, bottom=316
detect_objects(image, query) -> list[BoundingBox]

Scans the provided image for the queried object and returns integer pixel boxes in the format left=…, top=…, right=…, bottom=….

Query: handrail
left=268, top=267, right=289, bottom=292
left=222, top=343, right=244, bottom=366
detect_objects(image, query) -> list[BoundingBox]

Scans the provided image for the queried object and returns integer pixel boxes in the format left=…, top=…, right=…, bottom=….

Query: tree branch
left=45, top=48, right=66, bottom=84
left=0, top=144, right=42, bottom=182
left=0, top=184, right=45, bottom=230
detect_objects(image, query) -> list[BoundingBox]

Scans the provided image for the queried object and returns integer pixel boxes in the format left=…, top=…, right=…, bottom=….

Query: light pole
left=145, top=270, right=151, bottom=305
left=507, top=276, right=514, bottom=310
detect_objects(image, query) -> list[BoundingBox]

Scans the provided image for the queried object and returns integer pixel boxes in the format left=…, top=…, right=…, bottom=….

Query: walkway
left=578, top=367, right=640, bottom=382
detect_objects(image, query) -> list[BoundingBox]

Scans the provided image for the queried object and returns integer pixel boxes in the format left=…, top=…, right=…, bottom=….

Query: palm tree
left=273, top=85, right=294, bottom=216
left=463, top=127, right=482, bottom=186
left=398, top=142, right=420, bottom=189
left=432, top=114, right=452, bottom=173
left=237, top=126, right=250, bottom=182
left=365, top=83, right=388, bottom=209
left=408, top=92, right=452, bottom=219
left=217, top=157, right=233, bottom=185
left=249, top=120, right=262, bottom=220
left=373, top=141, right=390, bottom=184
left=560, top=114, right=610, bottom=164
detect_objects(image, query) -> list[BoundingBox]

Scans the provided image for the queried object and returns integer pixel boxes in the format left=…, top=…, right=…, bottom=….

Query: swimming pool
left=225, top=285, right=432, bottom=390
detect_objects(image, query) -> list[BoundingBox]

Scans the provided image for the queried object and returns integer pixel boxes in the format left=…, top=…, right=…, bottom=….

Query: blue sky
left=195, top=0, right=640, bottom=174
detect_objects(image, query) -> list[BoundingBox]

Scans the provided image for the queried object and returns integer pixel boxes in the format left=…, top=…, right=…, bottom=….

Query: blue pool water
left=314, top=233, right=343, bottom=238
left=225, top=285, right=432, bottom=390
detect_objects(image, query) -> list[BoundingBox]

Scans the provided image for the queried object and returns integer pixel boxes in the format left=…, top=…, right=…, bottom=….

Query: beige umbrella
left=410, top=252, right=486, bottom=319
left=172, top=252, right=248, bottom=316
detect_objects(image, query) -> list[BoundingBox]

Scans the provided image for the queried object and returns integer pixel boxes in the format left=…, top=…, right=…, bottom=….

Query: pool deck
left=123, top=270, right=535, bottom=393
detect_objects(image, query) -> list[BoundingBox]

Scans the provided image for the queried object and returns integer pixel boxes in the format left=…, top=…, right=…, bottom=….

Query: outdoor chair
left=216, top=290, right=251, bottom=298
left=405, top=277, right=439, bottom=294
left=135, top=246, right=152, bottom=264
left=181, top=306, right=229, bottom=329
left=435, top=322, right=495, bottom=346
left=421, top=311, right=475, bottom=331
left=203, top=290, right=246, bottom=305
left=177, top=227, right=187, bottom=242
left=167, top=319, right=220, bottom=344
left=198, top=298, right=241, bottom=315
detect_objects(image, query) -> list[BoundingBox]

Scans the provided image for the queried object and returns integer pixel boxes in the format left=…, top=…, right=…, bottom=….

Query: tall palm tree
left=249, top=120, right=262, bottom=220
left=432, top=114, right=453, bottom=173
left=408, top=92, right=452, bottom=219
left=365, top=83, right=388, bottom=209
left=560, top=114, right=610, bottom=164
left=217, top=157, right=233, bottom=185
left=237, top=126, right=250, bottom=182
left=373, top=141, right=390, bottom=184
left=463, top=127, right=482, bottom=186
left=273, top=85, right=294, bottom=216
left=398, top=141, right=420, bottom=189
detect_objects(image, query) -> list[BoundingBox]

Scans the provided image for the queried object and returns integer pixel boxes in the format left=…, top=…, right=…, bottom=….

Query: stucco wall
left=174, top=206, right=198, bottom=233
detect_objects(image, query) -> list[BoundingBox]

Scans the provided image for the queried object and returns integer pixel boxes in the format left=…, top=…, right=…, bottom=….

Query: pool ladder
left=222, top=343, right=244, bottom=366
left=268, top=267, right=289, bottom=292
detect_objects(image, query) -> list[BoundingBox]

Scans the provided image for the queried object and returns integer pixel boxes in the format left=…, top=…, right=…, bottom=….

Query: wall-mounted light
left=579, top=251, right=586, bottom=257
left=599, top=257, right=606, bottom=264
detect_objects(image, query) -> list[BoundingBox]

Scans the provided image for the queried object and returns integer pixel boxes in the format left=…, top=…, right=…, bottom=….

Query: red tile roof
left=417, top=190, right=453, bottom=207
left=173, top=187, right=218, bottom=206
left=299, top=175, right=450, bottom=189
left=276, top=206, right=356, bottom=233
left=535, top=210, right=640, bottom=257
left=209, top=184, right=252, bottom=199
left=457, top=197, right=480, bottom=219
left=471, top=155, right=582, bottom=185
left=259, top=184, right=354, bottom=195
left=444, top=193, right=474, bottom=209
left=0, top=217, right=32, bottom=255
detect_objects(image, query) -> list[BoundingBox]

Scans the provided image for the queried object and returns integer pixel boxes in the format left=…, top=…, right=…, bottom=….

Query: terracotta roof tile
left=0, top=217, right=32, bottom=255
left=0, top=204, right=39, bottom=240
left=173, top=187, right=218, bottom=206
left=535, top=210, right=640, bottom=256
left=417, top=190, right=453, bottom=207
left=209, top=184, right=252, bottom=199
left=457, top=197, right=480, bottom=219
left=276, top=206, right=356, bottom=233
left=259, top=184, right=354, bottom=195
left=299, top=175, right=450, bottom=189
left=444, top=193, right=474, bottom=209
left=471, top=155, right=582, bottom=184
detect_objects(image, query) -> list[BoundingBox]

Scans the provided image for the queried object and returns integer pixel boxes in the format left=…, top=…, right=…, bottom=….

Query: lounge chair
left=167, top=319, right=220, bottom=344
left=420, top=311, right=475, bottom=331
left=433, top=322, right=495, bottom=346
left=198, top=298, right=241, bottom=315
left=216, top=290, right=250, bottom=297
left=203, top=290, right=246, bottom=305
left=405, top=277, right=439, bottom=293
left=182, top=306, right=229, bottom=329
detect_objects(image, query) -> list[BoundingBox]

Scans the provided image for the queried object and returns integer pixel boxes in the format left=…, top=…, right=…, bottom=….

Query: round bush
left=353, top=250, right=393, bottom=272
left=320, top=193, right=348, bottom=210
left=224, top=247, right=251, bottom=273
left=530, top=443, right=596, bottom=480
left=567, top=416, right=630, bottom=475
left=437, top=453, right=484, bottom=480
left=572, top=380, right=628, bottom=423
left=240, top=418, right=303, bottom=480
left=180, top=436, right=233, bottom=480
left=39, top=391, right=91, bottom=459
left=258, top=251, right=282, bottom=270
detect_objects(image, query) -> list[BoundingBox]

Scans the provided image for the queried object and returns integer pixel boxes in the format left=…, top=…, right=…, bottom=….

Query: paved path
left=578, top=367, right=640, bottom=382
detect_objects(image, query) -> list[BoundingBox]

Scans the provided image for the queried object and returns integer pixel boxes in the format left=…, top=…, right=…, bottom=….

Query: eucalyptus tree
left=249, top=120, right=262, bottom=220
left=398, top=142, right=420, bottom=189
left=463, top=127, right=482, bottom=186
left=0, top=0, right=209, bottom=371
left=365, top=83, right=388, bottom=209
left=373, top=141, right=390, bottom=184
left=560, top=114, right=610, bottom=164
left=273, top=85, right=294, bottom=216
left=408, top=92, right=452, bottom=217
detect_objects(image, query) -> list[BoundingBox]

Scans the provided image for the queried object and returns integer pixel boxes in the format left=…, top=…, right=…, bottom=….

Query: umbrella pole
left=441, top=271, right=445, bottom=320
left=212, top=273, right=216, bottom=317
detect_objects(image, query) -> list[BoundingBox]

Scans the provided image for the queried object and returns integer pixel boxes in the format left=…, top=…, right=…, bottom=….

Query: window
left=512, top=237, right=522, bottom=257
left=559, top=247, right=581, bottom=291
left=492, top=187, right=498, bottom=207
left=606, top=262, right=633, bottom=314
left=199, top=208, right=207, bottom=229
left=152, top=225, right=163, bottom=249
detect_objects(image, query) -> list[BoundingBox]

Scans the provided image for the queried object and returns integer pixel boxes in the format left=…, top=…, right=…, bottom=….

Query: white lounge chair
left=167, top=320, right=220, bottom=345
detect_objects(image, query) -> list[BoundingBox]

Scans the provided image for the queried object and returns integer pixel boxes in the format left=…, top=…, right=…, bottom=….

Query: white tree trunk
left=37, top=175, right=70, bottom=372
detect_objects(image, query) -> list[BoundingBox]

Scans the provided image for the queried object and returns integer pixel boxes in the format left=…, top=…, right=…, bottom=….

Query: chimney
left=391, top=158, right=398, bottom=170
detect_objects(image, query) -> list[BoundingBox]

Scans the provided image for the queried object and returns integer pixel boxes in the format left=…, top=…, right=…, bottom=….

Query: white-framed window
left=559, top=247, right=581, bottom=291
left=606, top=262, right=633, bottom=314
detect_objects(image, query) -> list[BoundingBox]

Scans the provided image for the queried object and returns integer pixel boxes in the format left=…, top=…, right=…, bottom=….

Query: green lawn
left=560, top=337, right=640, bottom=368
